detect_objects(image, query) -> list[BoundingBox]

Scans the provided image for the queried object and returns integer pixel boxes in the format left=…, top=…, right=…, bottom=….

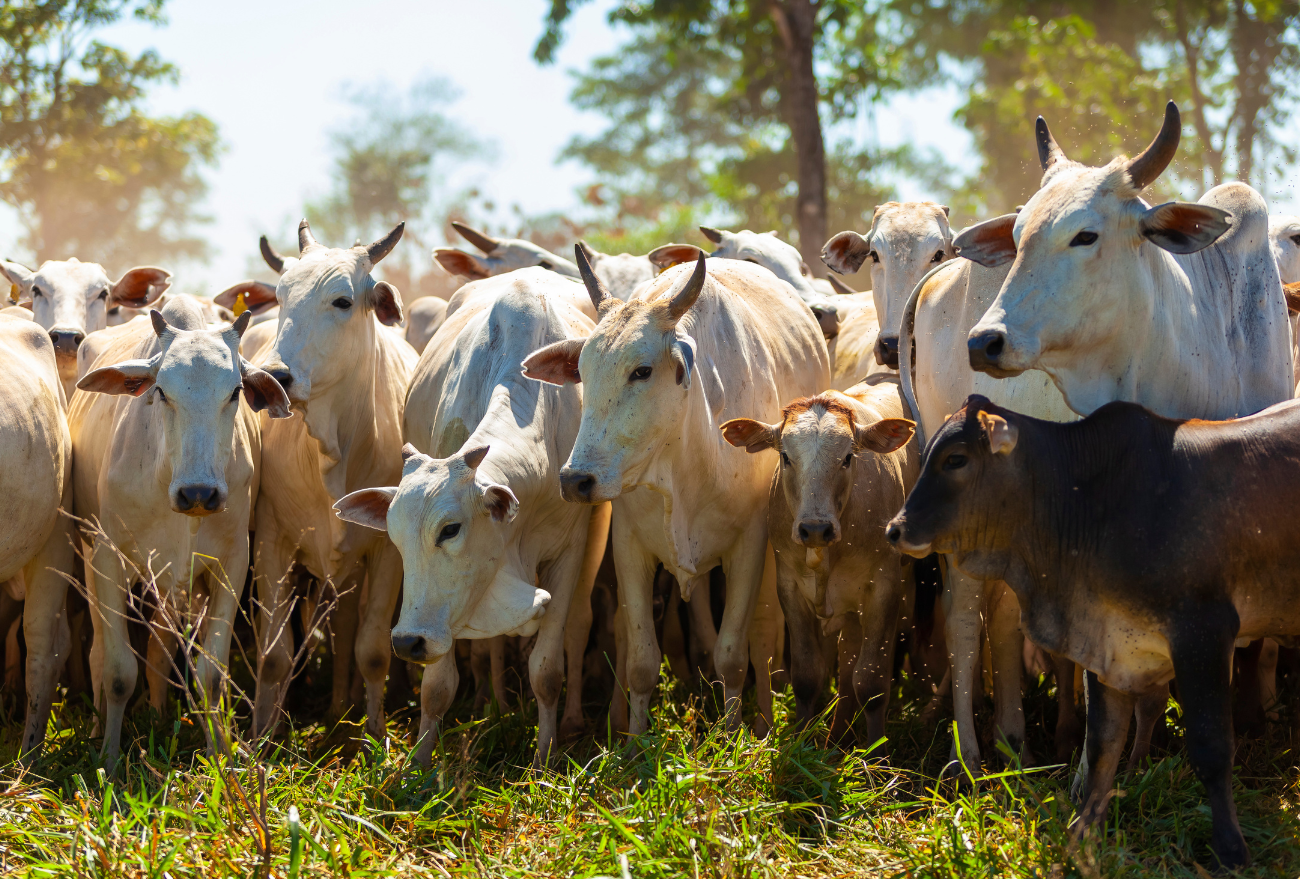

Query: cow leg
left=561, top=502, right=609, bottom=740
left=412, top=650, right=458, bottom=767
left=661, top=591, right=690, bottom=682
left=19, top=531, right=73, bottom=760
left=609, top=604, right=629, bottom=734
left=0, top=591, right=23, bottom=696
left=986, top=581, right=1025, bottom=762
left=88, top=540, right=135, bottom=769
left=775, top=552, right=823, bottom=728
left=470, top=639, right=492, bottom=712
left=942, top=564, right=984, bottom=773
left=1172, top=623, right=1249, bottom=869
left=251, top=536, right=298, bottom=739
left=829, top=613, right=862, bottom=744
left=1259, top=638, right=1280, bottom=721
left=488, top=636, right=509, bottom=710
left=1052, top=654, right=1083, bottom=764
left=687, top=581, right=718, bottom=683
left=328, top=569, right=363, bottom=725
left=716, top=523, right=768, bottom=730
left=356, top=545, right=403, bottom=741
left=853, top=567, right=903, bottom=756
left=611, top=514, right=660, bottom=737
left=1071, top=672, right=1133, bottom=836
left=1126, top=683, right=1167, bottom=772
left=1233, top=639, right=1266, bottom=739
left=529, top=528, right=588, bottom=769
left=196, top=546, right=248, bottom=710
left=146, top=606, right=180, bottom=715
left=746, top=543, right=781, bottom=737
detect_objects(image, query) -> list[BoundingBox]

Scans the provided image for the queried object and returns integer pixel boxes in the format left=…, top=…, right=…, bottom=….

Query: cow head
left=887, top=395, right=1022, bottom=564
left=822, top=202, right=954, bottom=369
left=0, top=258, right=169, bottom=368
left=963, top=102, right=1233, bottom=377
left=722, top=395, right=912, bottom=548
left=522, top=247, right=706, bottom=504
left=77, top=303, right=290, bottom=516
left=697, top=226, right=821, bottom=302
left=258, top=220, right=405, bottom=405
left=1268, top=215, right=1300, bottom=285
left=333, top=443, right=546, bottom=664
left=433, top=221, right=580, bottom=281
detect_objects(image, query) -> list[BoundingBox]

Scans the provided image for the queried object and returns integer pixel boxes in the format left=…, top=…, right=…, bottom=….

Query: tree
left=537, top=1, right=916, bottom=272
left=0, top=0, right=221, bottom=268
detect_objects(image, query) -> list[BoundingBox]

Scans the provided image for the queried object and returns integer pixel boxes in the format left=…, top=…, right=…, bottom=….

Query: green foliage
left=0, top=0, right=221, bottom=269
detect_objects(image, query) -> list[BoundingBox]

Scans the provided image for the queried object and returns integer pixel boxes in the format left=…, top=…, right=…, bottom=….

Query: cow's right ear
left=333, top=487, right=397, bottom=532
left=239, top=359, right=292, bottom=418
left=648, top=244, right=705, bottom=272
left=1139, top=202, right=1232, bottom=254
left=821, top=231, right=872, bottom=274
left=215, top=280, right=279, bottom=315
left=77, top=360, right=156, bottom=397
left=977, top=411, right=1018, bottom=455
left=109, top=267, right=171, bottom=308
left=433, top=249, right=492, bottom=280
left=855, top=418, right=915, bottom=454
left=954, top=214, right=1018, bottom=268
left=0, top=261, right=35, bottom=306
left=521, top=338, right=583, bottom=386
left=720, top=418, right=781, bottom=453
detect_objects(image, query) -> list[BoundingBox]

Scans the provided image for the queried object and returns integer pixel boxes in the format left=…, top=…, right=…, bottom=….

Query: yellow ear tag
left=233, top=292, right=248, bottom=317
left=8, top=284, right=16, bottom=304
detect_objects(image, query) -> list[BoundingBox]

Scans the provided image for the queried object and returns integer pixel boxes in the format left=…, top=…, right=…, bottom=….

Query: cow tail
left=899, top=262, right=952, bottom=450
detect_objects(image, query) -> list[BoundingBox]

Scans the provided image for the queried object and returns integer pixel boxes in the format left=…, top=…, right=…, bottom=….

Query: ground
left=2, top=664, right=1299, bottom=878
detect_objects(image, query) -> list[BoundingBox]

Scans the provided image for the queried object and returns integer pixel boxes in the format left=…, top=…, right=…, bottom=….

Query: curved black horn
left=260, top=235, right=286, bottom=273
left=575, top=243, right=611, bottom=312
left=451, top=221, right=501, bottom=254
left=666, top=253, right=708, bottom=323
left=576, top=239, right=599, bottom=264
left=1036, top=117, right=1066, bottom=170
left=298, top=219, right=320, bottom=254
left=366, top=222, right=404, bottom=266
left=1127, top=101, right=1181, bottom=191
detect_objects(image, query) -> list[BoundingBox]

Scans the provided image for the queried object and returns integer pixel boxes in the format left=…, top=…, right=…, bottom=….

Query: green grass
left=2, top=670, right=1299, bottom=878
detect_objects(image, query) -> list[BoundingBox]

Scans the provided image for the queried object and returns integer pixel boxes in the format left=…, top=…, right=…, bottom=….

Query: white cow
left=335, top=268, right=605, bottom=767
left=0, top=316, right=76, bottom=763
left=433, top=221, right=580, bottom=281
left=70, top=297, right=289, bottom=766
left=958, top=102, right=1293, bottom=860
left=1268, top=215, right=1300, bottom=390
left=249, top=220, right=417, bottom=739
left=403, top=296, right=450, bottom=354
left=522, top=253, right=829, bottom=735
left=576, top=240, right=655, bottom=300
left=0, top=258, right=171, bottom=398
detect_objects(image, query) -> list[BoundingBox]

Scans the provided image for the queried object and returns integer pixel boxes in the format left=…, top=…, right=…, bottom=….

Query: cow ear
left=821, top=231, right=872, bottom=274
left=809, top=303, right=839, bottom=340
left=215, top=280, right=278, bottom=315
left=0, top=261, right=35, bottom=306
left=482, top=483, right=519, bottom=524
left=109, top=267, right=171, bottom=308
left=1139, top=202, right=1232, bottom=254
left=370, top=280, right=403, bottom=326
left=720, top=418, right=781, bottom=453
left=855, top=418, right=915, bottom=454
left=522, top=338, right=583, bottom=386
left=333, top=487, right=397, bottom=531
left=240, top=359, right=292, bottom=417
left=954, top=214, right=1018, bottom=268
left=433, top=249, right=491, bottom=280
left=77, top=360, right=156, bottom=397
left=978, top=411, right=1018, bottom=455
left=648, top=243, right=705, bottom=272
left=1284, top=281, right=1300, bottom=315
left=670, top=333, right=695, bottom=388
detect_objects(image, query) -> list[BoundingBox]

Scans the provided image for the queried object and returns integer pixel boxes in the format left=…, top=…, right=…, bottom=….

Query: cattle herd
left=1, top=101, right=1299, bottom=869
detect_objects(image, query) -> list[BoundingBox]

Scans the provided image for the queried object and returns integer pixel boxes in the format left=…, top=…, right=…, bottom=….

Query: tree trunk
left=771, top=0, right=827, bottom=276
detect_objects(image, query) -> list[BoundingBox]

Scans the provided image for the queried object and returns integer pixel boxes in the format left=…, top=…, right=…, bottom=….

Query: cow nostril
left=72, top=331, right=85, bottom=346
left=968, top=330, right=1007, bottom=369
left=985, top=335, right=1004, bottom=358
left=392, top=634, right=426, bottom=661
left=268, top=369, right=293, bottom=391
left=560, top=470, right=597, bottom=502
left=819, top=523, right=835, bottom=543
left=177, top=485, right=221, bottom=511
left=886, top=524, right=902, bottom=545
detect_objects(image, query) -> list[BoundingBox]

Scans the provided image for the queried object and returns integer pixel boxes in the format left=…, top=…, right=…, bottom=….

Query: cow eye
left=842, top=453, right=853, bottom=468
left=1291, top=233, right=1300, bottom=246
left=538, top=260, right=553, bottom=270
left=943, top=453, right=967, bottom=471
left=230, top=387, right=242, bottom=403
left=98, top=288, right=109, bottom=300
left=869, top=251, right=880, bottom=264
left=332, top=297, right=352, bottom=310
left=437, top=523, right=461, bottom=545
left=780, top=452, right=791, bottom=467
left=156, top=388, right=168, bottom=403
left=32, top=288, right=44, bottom=299
left=931, top=250, right=945, bottom=263
left=629, top=365, right=652, bottom=382
left=1070, top=231, right=1098, bottom=247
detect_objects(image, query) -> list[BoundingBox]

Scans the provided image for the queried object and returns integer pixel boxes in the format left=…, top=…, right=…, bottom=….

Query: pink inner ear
left=372, top=283, right=403, bottom=326
left=521, top=341, right=582, bottom=386
left=484, top=485, right=516, bottom=522
left=434, top=250, right=490, bottom=280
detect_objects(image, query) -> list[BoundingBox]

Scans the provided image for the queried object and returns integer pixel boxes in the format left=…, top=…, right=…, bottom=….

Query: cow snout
left=392, top=633, right=427, bottom=662
left=796, top=520, right=839, bottom=547
left=968, top=329, right=1007, bottom=373
left=49, top=328, right=85, bottom=355
left=886, top=517, right=931, bottom=557
left=559, top=469, right=597, bottom=504
left=874, top=335, right=900, bottom=369
left=174, top=485, right=224, bottom=515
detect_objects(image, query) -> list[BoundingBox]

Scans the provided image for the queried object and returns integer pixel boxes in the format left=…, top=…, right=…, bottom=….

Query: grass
left=1, top=665, right=1299, bottom=878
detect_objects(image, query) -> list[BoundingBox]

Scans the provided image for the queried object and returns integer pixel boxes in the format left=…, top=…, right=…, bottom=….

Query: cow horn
left=1035, top=117, right=1067, bottom=170
left=1126, top=101, right=1181, bottom=191
left=451, top=221, right=500, bottom=254
left=298, top=219, right=320, bottom=254
left=260, top=235, right=286, bottom=273
left=366, top=222, right=404, bottom=266
left=666, top=253, right=708, bottom=323
left=576, top=239, right=599, bottom=264
left=575, top=243, right=611, bottom=312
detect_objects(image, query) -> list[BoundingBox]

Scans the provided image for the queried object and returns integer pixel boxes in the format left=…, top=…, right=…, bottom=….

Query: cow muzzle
left=391, top=631, right=451, bottom=664
left=967, top=328, right=1023, bottom=377
left=795, top=519, right=840, bottom=548
left=559, top=468, right=601, bottom=504
left=173, top=484, right=226, bottom=516
left=48, top=327, right=86, bottom=357
left=886, top=516, right=932, bottom=558
left=874, top=335, right=900, bottom=369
